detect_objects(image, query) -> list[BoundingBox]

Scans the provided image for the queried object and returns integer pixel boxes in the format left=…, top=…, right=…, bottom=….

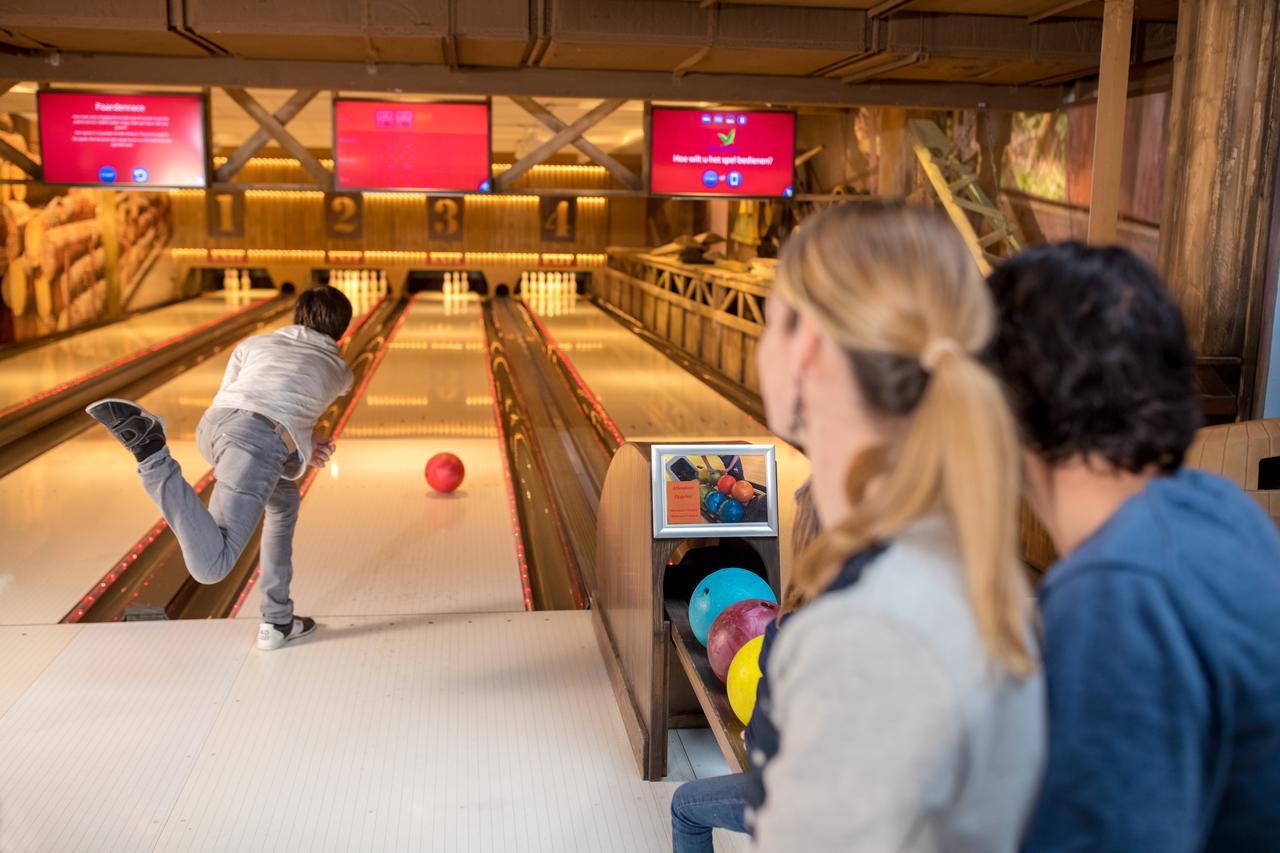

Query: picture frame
left=650, top=443, right=779, bottom=539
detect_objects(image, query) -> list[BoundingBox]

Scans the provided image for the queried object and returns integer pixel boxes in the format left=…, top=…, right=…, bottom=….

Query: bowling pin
left=239, top=269, right=251, bottom=292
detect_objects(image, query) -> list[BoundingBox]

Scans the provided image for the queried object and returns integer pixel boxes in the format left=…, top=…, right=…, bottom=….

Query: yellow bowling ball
left=726, top=634, right=764, bottom=724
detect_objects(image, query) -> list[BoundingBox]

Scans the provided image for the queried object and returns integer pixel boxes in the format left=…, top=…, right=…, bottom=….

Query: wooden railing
left=594, top=251, right=768, bottom=393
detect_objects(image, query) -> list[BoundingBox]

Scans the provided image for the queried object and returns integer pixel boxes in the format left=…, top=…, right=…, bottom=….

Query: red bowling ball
left=707, top=598, right=779, bottom=682
left=425, top=452, right=466, bottom=493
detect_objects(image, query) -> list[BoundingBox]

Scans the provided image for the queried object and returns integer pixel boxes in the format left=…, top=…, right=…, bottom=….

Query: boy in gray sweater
left=87, top=285, right=354, bottom=651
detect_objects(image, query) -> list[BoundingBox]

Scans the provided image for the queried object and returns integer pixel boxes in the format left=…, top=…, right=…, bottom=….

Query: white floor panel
left=0, top=620, right=254, bottom=852
left=157, top=612, right=678, bottom=852
left=0, top=624, right=80, bottom=717
left=0, top=318, right=290, bottom=626
left=235, top=437, right=523, bottom=620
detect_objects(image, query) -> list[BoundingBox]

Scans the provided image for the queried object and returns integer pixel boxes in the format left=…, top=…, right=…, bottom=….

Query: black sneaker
left=85, top=398, right=168, bottom=462
left=257, top=616, right=317, bottom=651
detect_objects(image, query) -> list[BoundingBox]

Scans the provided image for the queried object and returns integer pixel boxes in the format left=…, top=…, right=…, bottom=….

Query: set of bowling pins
left=329, top=268, right=387, bottom=316
left=221, top=268, right=256, bottom=305
left=222, top=268, right=252, bottom=292
left=442, top=271, right=471, bottom=297
left=521, top=271, right=577, bottom=318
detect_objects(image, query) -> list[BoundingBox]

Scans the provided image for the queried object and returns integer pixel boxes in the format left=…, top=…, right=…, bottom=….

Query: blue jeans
left=671, top=773, right=749, bottom=853
left=137, top=407, right=301, bottom=624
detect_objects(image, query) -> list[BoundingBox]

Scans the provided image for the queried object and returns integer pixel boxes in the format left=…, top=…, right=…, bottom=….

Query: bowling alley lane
left=531, top=299, right=811, bottom=572
left=0, top=291, right=260, bottom=412
left=0, top=315, right=293, bottom=626
left=235, top=294, right=526, bottom=621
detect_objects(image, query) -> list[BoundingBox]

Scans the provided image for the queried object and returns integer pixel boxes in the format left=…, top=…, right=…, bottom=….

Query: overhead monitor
left=333, top=99, right=492, bottom=193
left=37, top=90, right=209, bottom=188
left=647, top=106, right=795, bottom=199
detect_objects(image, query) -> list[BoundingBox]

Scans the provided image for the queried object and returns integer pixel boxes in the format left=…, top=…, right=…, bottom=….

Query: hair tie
left=920, top=338, right=964, bottom=372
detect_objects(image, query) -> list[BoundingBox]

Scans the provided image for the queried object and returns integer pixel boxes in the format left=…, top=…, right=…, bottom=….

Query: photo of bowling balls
left=425, top=452, right=465, bottom=493
left=707, top=598, right=778, bottom=682
left=727, top=635, right=765, bottom=724
left=716, top=474, right=736, bottom=494
left=730, top=479, right=754, bottom=504
left=718, top=499, right=745, bottom=523
left=688, top=567, right=777, bottom=646
left=705, top=491, right=726, bottom=514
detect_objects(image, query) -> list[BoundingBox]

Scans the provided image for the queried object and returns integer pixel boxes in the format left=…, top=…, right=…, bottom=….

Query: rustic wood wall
left=1158, top=0, right=1280, bottom=419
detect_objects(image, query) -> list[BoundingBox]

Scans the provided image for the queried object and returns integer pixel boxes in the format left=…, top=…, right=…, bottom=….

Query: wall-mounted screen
left=648, top=106, right=795, bottom=198
left=333, top=99, right=492, bottom=193
left=37, top=90, right=208, bottom=188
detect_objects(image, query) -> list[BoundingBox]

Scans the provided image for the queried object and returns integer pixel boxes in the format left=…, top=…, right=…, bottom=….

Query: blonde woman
left=746, top=202, right=1045, bottom=852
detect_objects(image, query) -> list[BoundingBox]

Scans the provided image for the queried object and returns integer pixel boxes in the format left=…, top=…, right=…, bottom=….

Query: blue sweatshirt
left=1025, top=469, right=1280, bottom=852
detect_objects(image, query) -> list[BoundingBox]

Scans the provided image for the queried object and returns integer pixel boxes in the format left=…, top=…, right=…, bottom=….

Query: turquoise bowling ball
left=718, top=499, right=745, bottom=523
left=705, top=491, right=726, bottom=513
left=688, top=568, right=777, bottom=646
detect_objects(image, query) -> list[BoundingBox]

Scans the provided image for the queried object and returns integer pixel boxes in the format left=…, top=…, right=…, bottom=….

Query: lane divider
left=521, top=305, right=626, bottom=449
left=65, top=294, right=387, bottom=624
left=480, top=305, right=537, bottom=611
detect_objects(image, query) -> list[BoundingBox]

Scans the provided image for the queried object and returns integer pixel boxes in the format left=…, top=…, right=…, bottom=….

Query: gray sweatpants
left=137, top=407, right=302, bottom=624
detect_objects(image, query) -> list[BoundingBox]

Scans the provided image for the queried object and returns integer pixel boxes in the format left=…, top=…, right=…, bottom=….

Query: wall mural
left=0, top=115, right=176, bottom=344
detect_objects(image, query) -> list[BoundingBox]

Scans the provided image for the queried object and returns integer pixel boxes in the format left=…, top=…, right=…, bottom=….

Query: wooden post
left=876, top=108, right=911, bottom=198
left=1158, top=0, right=1280, bottom=419
left=976, top=108, right=1012, bottom=204
left=1086, top=0, right=1134, bottom=245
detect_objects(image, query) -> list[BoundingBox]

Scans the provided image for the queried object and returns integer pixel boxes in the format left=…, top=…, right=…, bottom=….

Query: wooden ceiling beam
left=222, top=87, right=332, bottom=190
left=495, top=98, right=625, bottom=190
left=0, top=52, right=1069, bottom=111
left=1029, top=0, right=1097, bottom=24
left=214, top=89, right=318, bottom=183
left=509, top=96, right=642, bottom=189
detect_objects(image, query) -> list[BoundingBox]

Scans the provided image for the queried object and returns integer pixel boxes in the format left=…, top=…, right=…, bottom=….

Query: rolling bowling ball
left=425, top=452, right=465, bottom=493
left=688, top=568, right=777, bottom=646
left=730, top=479, right=755, bottom=504
left=727, top=635, right=765, bottom=724
left=718, top=499, right=746, bottom=523
left=705, top=491, right=726, bottom=514
left=717, top=474, right=737, bottom=495
left=708, top=598, right=778, bottom=682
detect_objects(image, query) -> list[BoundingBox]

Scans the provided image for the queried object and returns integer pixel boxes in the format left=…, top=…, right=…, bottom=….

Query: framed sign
left=325, top=192, right=363, bottom=239
left=540, top=196, right=577, bottom=243
left=206, top=188, right=245, bottom=238
left=650, top=443, right=779, bottom=539
left=427, top=195, right=464, bottom=242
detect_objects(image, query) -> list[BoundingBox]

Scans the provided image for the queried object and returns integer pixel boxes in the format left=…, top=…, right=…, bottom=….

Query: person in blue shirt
left=985, top=243, right=1280, bottom=852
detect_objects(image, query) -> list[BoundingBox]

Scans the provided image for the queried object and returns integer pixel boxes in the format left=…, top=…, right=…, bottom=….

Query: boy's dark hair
left=294, top=284, right=352, bottom=341
left=985, top=242, right=1201, bottom=475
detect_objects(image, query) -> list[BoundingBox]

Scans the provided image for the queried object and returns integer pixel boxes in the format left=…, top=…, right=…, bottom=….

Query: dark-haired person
left=985, top=244, right=1280, bottom=852
left=87, top=285, right=355, bottom=651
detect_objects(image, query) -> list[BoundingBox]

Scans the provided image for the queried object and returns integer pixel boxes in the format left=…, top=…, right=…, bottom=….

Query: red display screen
left=648, top=107, right=795, bottom=198
left=37, top=91, right=208, bottom=188
left=334, top=100, right=492, bottom=192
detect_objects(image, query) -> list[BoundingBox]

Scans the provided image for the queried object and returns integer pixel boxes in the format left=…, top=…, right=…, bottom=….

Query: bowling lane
left=0, top=315, right=293, bottom=626
left=236, top=294, right=526, bottom=621
left=0, top=292, right=260, bottom=413
left=533, top=299, right=811, bottom=574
